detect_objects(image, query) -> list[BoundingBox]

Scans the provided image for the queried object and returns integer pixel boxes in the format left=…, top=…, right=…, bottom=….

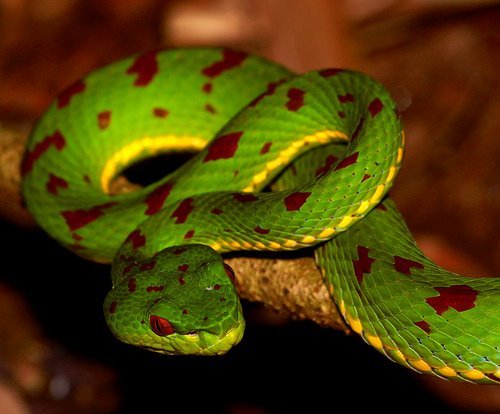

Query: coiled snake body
left=22, top=48, right=499, bottom=383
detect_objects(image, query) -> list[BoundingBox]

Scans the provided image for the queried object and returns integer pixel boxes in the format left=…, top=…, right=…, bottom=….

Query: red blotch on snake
left=46, top=173, right=68, bottom=195
left=393, top=256, right=424, bottom=275
left=368, top=98, right=384, bottom=118
left=149, top=315, right=175, bottom=336
left=57, top=79, right=86, bottom=108
left=146, top=285, right=164, bottom=293
left=211, top=208, right=223, bottom=215
left=284, top=192, right=311, bottom=211
left=144, top=181, right=175, bottom=215
left=97, top=111, right=112, bottom=129
left=315, top=155, right=338, bottom=177
left=173, top=247, right=187, bottom=255
left=338, top=93, right=355, bottom=103
left=203, top=131, right=243, bottom=162
left=286, top=88, right=305, bottom=112
left=351, top=118, right=365, bottom=142
left=109, top=301, right=117, bottom=314
left=201, top=49, right=247, bottom=78
left=126, top=51, right=158, bottom=86
left=352, top=246, right=376, bottom=284
left=140, top=260, right=156, bottom=271
left=171, top=198, right=195, bottom=224
left=204, top=103, right=216, bottom=114
left=319, top=68, right=344, bottom=77
left=21, top=130, right=66, bottom=176
left=232, top=193, right=258, bottom=203
left=153, top=108, right=169, bottom=118
left=61, top=202, right=117, bottom=231
left=362, top=174, right=371, bottom=182
left=414, top=320, right=431, bottom=334
left=128, top=278, right=137, bottom=293
left=125, top=229, right=146, bottom=250
left=426, top=285, right=478, bottom=316
left=254, top=225, right=270, bottom=235
left=249, top=80, right=286, bottom=107
left=259, top=142, right=272, bottom=155
left=184, top=229, right=195, bottom=239
left=334, top=152, right=359, bottom=171
left=178, top=264, right=189, bottom=272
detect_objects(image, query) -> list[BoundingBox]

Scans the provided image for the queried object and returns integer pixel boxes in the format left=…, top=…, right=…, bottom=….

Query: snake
left=21, top=48, right=499, bottom=383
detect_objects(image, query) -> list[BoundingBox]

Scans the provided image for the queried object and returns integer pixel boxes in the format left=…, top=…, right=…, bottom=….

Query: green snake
left=21, top=48, right=499, bottom=383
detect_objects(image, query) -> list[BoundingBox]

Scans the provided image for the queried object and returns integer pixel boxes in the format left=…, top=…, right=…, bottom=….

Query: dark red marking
left=338, top=93, right=355, bottom=103
left=153, top=108, right=169, bottom=118
left=46, top=173, right=68, bottom=195
left=248, top=80, right=286, bottom=107
left=173, top=247, right=187, bottom=255
left=97, top=110, right=112, bottom=130
left=426, top=285, right=478, bottom=316
left=254, top=225, right=270, bottom=235
left=178, top=264, right=189, bottom=272
left=337, top=111, right=346, bottom=118
left=368, top=98, right=384, bottom=118
left=315, top=154, right=338, bottom=177
left=202, top=82, right=213, bottom=93
left=334, top=152, right=359, bottom=171
left=83, top=175, right=91, bottom=184
left=61, top=202, right=117, bottom=231
left=232, top=193, right=258, bottom=203
left=224, top=263, right=236, bottom=284
left=21, top=131, right=66, bottom=176
left=393, top=256, right=424, bottom=275
left=144, top=181, right=174, bottom=215
left=362, top=174, right=371, bottom=182
left=140, top=260, right=156, bottom=271
left=414, top=320, right=431, bottom=334
left=259, top=142, right=272, bottom=155
left=286, top=88, right=305, bottom=112
left=182, top=309, right=189, bottom=314
left=171, top=198, right=194, bottom=224
left=128, top=278, right=137, bottom=292
left=146, top=285, right=164, bottom=293
left=204, top=103, right=216, bottom=114
left=126, top=229, right=146, bottom=250
left=178, top=276, right=186, bottom=285
left=351, top=117, right=365, bottom=142
left=203, top=131, right=243, bottom=162
left=57, top=79, right=85, bottom=108
left=126, top=51, right=158, bottom=86
left=122, top=263, right=135, bottom=276
left=150, top=315, right=175, bottom=336
left=184, top=229, right=195, bottom=239
left=72, top=233, right=83, bottom=241
left=211, top=208, right=223, bottom=215
left=319, top=68, right=343, bottom=77
left=201, top=49, right=247, bottom=78
left=214, top=284, right=221, bottom=290
left=352, top=246, right=376, bottom=284
left=108, top=301, right=117, bottom=314
left=284, top=192, right=311, bottom=211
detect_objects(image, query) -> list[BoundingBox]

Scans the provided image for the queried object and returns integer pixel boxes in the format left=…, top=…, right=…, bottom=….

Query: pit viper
left=21, top=48, right=499, bottom=383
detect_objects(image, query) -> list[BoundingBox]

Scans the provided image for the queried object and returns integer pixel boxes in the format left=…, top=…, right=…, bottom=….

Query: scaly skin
left=21, top=48, right=499, bottom=382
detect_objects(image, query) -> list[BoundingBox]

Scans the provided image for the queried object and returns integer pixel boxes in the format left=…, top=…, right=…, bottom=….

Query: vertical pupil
left=150, top=315, right=175, bottom=336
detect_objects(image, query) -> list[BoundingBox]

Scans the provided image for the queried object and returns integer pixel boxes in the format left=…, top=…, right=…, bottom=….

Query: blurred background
left=0, top=0, right=498, bottom=413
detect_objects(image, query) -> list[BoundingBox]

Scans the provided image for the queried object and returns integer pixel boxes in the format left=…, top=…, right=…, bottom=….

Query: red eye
left=149, top=315, right=175, bottom=336
left=223, top=263, right=235, bottom=284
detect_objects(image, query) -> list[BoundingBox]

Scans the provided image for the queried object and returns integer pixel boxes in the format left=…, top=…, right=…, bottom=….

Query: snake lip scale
left=22, top=47, right=499, bottom=384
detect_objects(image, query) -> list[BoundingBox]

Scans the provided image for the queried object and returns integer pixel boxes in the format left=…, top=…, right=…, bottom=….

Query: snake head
left=104, top=244, right=245, bottom=355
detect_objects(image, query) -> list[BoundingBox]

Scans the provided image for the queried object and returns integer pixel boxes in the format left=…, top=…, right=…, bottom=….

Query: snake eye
left=223, top=263, right=236, bottom=284
left=150, top=315, right=175, bottom=336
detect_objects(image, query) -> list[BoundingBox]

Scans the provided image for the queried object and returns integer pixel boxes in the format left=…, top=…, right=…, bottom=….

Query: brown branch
left=0, top=124, right=347, bottom=332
